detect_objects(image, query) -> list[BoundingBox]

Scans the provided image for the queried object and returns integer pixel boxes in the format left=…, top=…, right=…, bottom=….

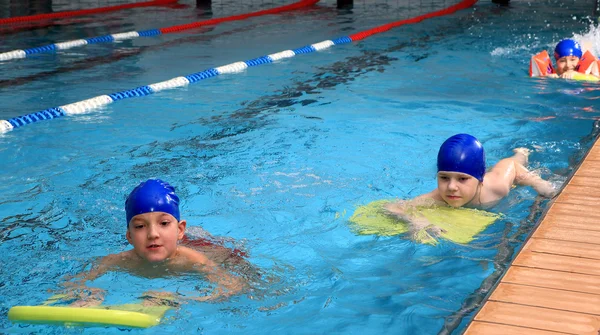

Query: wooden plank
left=523, top=238, right=600, bottom=260
left=555, top=184, right=600, bottom=207
left=489, top=283, right=600, bottom=315
left=568, top=175, right=600, bottom=187
left=473, top=301, right=600, bottom=334
left=540, top=212, right=600, bottom=231
left=559, top=184, right=600, bottom=197
left=513, top=251, right=600, bottom=276
left=575, top=159, right=600, bottom=178
left=502, top=266, right=600, bottom=295
left=542, top=202, right=600, bottom=220
left=465, top=321, right=570, bottom=334
left=531, top=226, right=600, bottom=245
left=585, top=144, right=600, bottom=161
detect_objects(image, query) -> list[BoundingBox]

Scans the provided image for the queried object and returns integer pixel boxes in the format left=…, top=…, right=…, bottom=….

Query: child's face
left=126, top=212, right=186, bottom=263
left=555, top=56, right=580, bottom=75
left=436, top=171, right=480, bottom=207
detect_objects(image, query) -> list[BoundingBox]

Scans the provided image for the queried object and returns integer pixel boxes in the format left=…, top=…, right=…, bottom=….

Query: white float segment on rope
left=55, top=40, right=88, bottom=50
left=215, top=62, right=249, bottom=74
left=111, top=31, right=140, bottom=41
left=0, top=50, right=26, bottom=61
left=311, top=40, right=334, bottom=51
left=61, top=95, right=113, bottom=115
left=148, top=77, right=190, bottom=93
left=0, top=120, right=13, bottom=132
left=268, top=50, right=295, bottom=61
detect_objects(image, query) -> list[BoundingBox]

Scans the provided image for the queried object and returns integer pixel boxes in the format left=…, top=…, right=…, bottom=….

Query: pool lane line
left=0, top=0, right=179, bottom=26
left=0, top=22, right=266, bottom=90
left=0, top=0, right=320, bottom=63
left=0, top=0, right=477, bottom=134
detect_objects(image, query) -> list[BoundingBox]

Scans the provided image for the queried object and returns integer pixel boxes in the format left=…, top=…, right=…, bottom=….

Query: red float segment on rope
left=160, top=0, right=319, bottom=34
left=349, top=0, right=477, bottom=41
left=0, top=0, right=178, bottom=25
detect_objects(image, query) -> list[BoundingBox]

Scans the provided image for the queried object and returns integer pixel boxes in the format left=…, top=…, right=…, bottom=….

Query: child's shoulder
left=100, top=250, right=136, bottom=265
left=177, top=246, right=213, bottom=265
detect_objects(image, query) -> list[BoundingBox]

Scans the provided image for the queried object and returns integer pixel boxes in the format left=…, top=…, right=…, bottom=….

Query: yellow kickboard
left=348, top=200, right=500, bottom=245
left=8, top=303, right=170, bottom=328
left=572, top=73, right=600, bottom=82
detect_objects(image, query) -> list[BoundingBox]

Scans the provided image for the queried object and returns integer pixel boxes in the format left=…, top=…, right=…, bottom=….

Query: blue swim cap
left=437, top=134, right=486, bottom=182
left=554, top=39, right=582, bottom=60
left=125, top=179, right=180, bottom=226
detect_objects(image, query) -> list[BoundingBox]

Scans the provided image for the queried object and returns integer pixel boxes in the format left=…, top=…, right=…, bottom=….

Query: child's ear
left=177, top=220, right=187, bottom=240
left=126, top=228, right=132, bottom=244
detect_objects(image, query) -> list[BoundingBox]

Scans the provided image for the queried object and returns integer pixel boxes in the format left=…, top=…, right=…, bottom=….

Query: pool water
left=1, top=0, right=600, bottom=334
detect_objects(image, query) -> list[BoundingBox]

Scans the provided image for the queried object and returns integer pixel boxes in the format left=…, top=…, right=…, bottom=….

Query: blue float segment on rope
left=244, top=56, right=273, bottom=67
left=86, top=35, right=115, bottom=44
left=109, top=86, right=153, bottom=101
left=138, top=29, right=162, bottom=37
left=24, top=44, right=57, bottom=55
left=185, top=68, right=219, bottom=83
left=332, top=36, right=352, bottom=45
left=40, top=107, right=66, bottom=119
left=7, top=107, right=66, bottom=128
left=292, top=45, right=316, bottom=55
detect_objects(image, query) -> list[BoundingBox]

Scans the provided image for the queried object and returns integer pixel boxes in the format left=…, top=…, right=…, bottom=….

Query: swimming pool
left=1, top=0, right=600, bottom=333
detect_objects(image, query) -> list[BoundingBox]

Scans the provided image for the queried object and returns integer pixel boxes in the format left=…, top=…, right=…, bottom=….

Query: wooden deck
left=463, top=142, right=600, bottom=335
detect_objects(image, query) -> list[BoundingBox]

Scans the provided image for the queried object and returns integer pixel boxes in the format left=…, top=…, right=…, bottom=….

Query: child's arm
left=193, top=266, right=244, bottom=302
left=384, top=192, right=446, bottom=238
left=60, top=253, right=122, bottom=307
left=181, top=247, right=245, bottom=302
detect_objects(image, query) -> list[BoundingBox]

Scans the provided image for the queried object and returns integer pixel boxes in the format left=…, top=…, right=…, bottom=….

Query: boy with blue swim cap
left=64, top=179, right=244, bottom=306
left=385, top=134, right=556, bottom=238
left=548, top=39, right=586, bottom=79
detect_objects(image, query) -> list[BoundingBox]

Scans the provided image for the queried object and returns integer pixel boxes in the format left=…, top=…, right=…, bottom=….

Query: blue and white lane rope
left=0, top=0, right=319, bottom=63
left=0, top=31, right=159, bottom=62
left=0, top=38, right=349, bottom=134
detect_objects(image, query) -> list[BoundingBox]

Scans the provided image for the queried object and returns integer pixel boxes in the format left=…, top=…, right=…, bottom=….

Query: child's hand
left=560, top=70, right=577, bottom=79
left=53, top=287, right=105, bottom=307
left=384, top=201, right=413, bottom=221
left=408, top=217, right=446, bottom=240
left=536, top=181, right=557, bottom=198
left=183, top=287, right=231, bottom=303
left=140, top=291, right=179, bottom=307
left=547, top=73, right=559, bottom=78
left=186, top=275, right=245, bottom=303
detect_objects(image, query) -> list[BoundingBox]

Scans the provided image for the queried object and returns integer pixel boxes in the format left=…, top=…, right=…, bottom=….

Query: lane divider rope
left=0, top=0, right=477, bottom=134
left=0, top=0, right=319, bottom=63
left=0, top=0, right=179, bottom=25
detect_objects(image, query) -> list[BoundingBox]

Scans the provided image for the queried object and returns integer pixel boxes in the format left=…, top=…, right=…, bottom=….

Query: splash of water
left=573, top=21, right=600, bottom=56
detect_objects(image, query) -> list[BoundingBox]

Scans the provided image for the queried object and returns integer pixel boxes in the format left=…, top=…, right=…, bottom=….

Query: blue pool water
left=2, top=0, right=600, bottom=333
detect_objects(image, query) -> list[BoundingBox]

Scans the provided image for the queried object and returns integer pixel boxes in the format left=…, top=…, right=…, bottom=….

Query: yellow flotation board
left=8, top=303, right=170, bottom=328
left=571, top=72, right=600, bottom=82
left=348, top=200, right=500, bottom=245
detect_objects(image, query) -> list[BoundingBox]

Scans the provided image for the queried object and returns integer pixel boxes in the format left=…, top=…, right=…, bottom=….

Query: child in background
left=548, top=39, right=585, bottom=79
left=530, top=38, right=600, bottom=80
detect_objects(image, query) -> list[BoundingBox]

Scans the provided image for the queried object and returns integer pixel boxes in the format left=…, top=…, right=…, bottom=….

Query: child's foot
left=536, top=181, right=557, bottom=198
left=513, top=147, right=531, bottom=166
